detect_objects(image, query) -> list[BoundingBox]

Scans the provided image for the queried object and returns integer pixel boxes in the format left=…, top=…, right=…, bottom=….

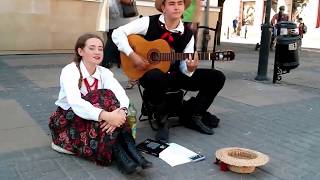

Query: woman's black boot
left=112, top=141, right=138, bottom=174
left=120, top=131, right=153, bottom=169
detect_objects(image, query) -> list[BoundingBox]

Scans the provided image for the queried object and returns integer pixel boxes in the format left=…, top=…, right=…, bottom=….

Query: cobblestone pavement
left=0, top=44, right=320, bottom=180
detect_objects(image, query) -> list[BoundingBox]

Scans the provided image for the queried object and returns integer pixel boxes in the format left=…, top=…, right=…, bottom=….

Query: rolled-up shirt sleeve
left=112, top=16, right=149, bottom=56
left=60, top=66, right=103, bottom=121
left=180, top=36, right=195, bottom=77
left=101, top=68, right=130, bottom=109
left=112, top=15, right=196, bottom=77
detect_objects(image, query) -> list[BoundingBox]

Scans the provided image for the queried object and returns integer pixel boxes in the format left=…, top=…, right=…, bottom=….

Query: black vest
left=144, top=14, right=193, bottom=72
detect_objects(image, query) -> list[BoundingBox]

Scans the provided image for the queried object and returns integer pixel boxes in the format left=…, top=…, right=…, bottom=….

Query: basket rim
left=215, top=147, right=269, bottom=167
left=228, top=164, right=255, bottom=174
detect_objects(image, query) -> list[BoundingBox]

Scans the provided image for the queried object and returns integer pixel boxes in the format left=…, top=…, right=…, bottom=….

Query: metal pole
left=201, top=0, right=210, bottom=52
left=227, top=27, right=229, bottom=39
left=244, top=25, right=247, bottom=39
left=255, top=0, right=272, bottom=81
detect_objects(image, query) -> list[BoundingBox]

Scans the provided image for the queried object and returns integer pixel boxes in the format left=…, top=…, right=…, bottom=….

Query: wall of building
left=0, top=0, right=220, bottom=54
left=221, top=0, right=260, bottom=39
left=0, top=0, right=102, bottom=53
left=221, top=0, right=320, bottom=42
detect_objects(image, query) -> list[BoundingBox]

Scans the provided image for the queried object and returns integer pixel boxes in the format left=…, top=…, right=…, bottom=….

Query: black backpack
left=302, top=24, right=307, bottom=34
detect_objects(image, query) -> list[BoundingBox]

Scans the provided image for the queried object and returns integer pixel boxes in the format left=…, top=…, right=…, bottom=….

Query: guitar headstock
left=211, top=50, right=235, bottom=61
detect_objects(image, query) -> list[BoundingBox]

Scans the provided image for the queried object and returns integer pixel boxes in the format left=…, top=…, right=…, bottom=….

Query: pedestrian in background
left=298, top=18, right=306, bottom=38
left=232, top=18, right=238, bottom=34
left=236, top=21, right=241, bottom=36
left=270, top=5, right=289, bottom=50
left=298, top=17, right=307, bottom=49
left=183, top=0, right=201, bottom=50
left=97, top=0, right=139, bottom=89
left=271, top=6, right=289, bottom=26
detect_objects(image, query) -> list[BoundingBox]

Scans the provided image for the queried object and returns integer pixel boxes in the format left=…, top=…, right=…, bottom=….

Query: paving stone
left=72, top=157, right=105, bottom=172
left=16, top=159, right=59, bottom=173
left=19, top=169, right=68, bottom=180
left=253, top=168, right=281, bottom=180
left=0, top=166, right=20, bottom=180
left=220, top=79, right=317, bottom=106
left=0, top=151, right=25, bottom=165
left=65, top=169, right=92, bottom=180
left=55, top=156, right=84, bottom=172
left=22, top=146, right=62, bottom=161
left=3, top=54, right=71, bottom=67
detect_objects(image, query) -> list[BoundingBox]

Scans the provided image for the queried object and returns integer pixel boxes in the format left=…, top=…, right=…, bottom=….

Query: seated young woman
left=48, top=33, right=152, bottom=174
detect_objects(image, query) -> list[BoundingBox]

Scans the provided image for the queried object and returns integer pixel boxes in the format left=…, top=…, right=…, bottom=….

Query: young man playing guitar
left=112, top=0, right=226, bottom=143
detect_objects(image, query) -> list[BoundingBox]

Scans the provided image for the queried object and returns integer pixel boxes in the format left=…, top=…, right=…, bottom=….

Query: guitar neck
left=158, top=52, right=218, bottom=61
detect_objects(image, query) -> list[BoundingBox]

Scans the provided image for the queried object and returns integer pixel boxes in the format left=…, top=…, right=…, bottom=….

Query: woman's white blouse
left=55, top=61, right=129, bottom=121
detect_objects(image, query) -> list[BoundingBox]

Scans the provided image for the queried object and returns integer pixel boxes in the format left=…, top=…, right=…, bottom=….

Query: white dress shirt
left=112, top=14, right=195, bottom=77
left=55, top=61, right=129, bottom=121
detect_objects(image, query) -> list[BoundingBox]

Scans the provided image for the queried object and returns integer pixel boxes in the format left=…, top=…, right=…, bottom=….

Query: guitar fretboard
left=155, top=52, right=222, bottom=61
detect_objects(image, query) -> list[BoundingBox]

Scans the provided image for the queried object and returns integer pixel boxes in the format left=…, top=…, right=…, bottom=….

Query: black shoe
left=112, top=141, right=138, bottom=174
left=120, top=131, right=153, bottom=169
left=155, top=126, right=169, bottom=143
left=139, top=157, right=153, bottom=169
left=185, top=115, right=214, bottom=135
left=201, top=112, right=220, bottom=128
left=255, top=43, right=260, bottom=51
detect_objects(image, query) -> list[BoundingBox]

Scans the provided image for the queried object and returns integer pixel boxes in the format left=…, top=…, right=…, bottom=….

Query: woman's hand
left=99, top=108, right=126, bottom=127
left=99, top=108, right=127, bottom=134
left=100, top=122, right=117, bottom=135
left=186, top=52, right=199, bottom=72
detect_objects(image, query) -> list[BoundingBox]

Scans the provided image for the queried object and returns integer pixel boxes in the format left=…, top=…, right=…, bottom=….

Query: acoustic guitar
left=120, top=35, right=235, bottom=80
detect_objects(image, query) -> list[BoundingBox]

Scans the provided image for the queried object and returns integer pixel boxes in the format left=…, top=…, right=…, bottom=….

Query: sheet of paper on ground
left=159, top=143, right=200, bottom=167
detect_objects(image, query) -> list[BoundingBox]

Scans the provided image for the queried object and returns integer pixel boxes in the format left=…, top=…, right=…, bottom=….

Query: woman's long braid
left=73, top=53, right=83, bottom=89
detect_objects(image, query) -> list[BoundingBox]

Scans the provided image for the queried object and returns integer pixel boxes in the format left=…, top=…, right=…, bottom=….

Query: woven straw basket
left=228, top=165, right=256, bottom=174
left=215, top=147, right=269, bottom=174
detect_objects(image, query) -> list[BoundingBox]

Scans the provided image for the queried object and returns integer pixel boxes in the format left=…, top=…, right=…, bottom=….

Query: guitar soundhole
left=148, top=50, right=160, bottom=64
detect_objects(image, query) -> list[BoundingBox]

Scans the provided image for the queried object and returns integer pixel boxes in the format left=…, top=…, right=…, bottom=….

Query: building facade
left=221, top=0, right=320, bottom=44
left=0, top=0, right=220, bottom=54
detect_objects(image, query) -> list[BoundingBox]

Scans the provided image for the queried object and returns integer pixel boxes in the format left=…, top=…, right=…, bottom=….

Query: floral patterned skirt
left=49, top=89, right=131, bottom=166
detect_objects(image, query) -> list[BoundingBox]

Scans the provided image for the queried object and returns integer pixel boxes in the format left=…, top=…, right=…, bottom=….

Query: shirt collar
left=79, top=61, right=101, bottom=80
left=159, top=14, right=184, bottom=34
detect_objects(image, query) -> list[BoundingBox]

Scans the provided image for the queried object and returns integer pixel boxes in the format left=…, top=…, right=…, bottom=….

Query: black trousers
left=102, top=29, right=120, bottom=68
left=139, top=68, right=225, bottom=116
